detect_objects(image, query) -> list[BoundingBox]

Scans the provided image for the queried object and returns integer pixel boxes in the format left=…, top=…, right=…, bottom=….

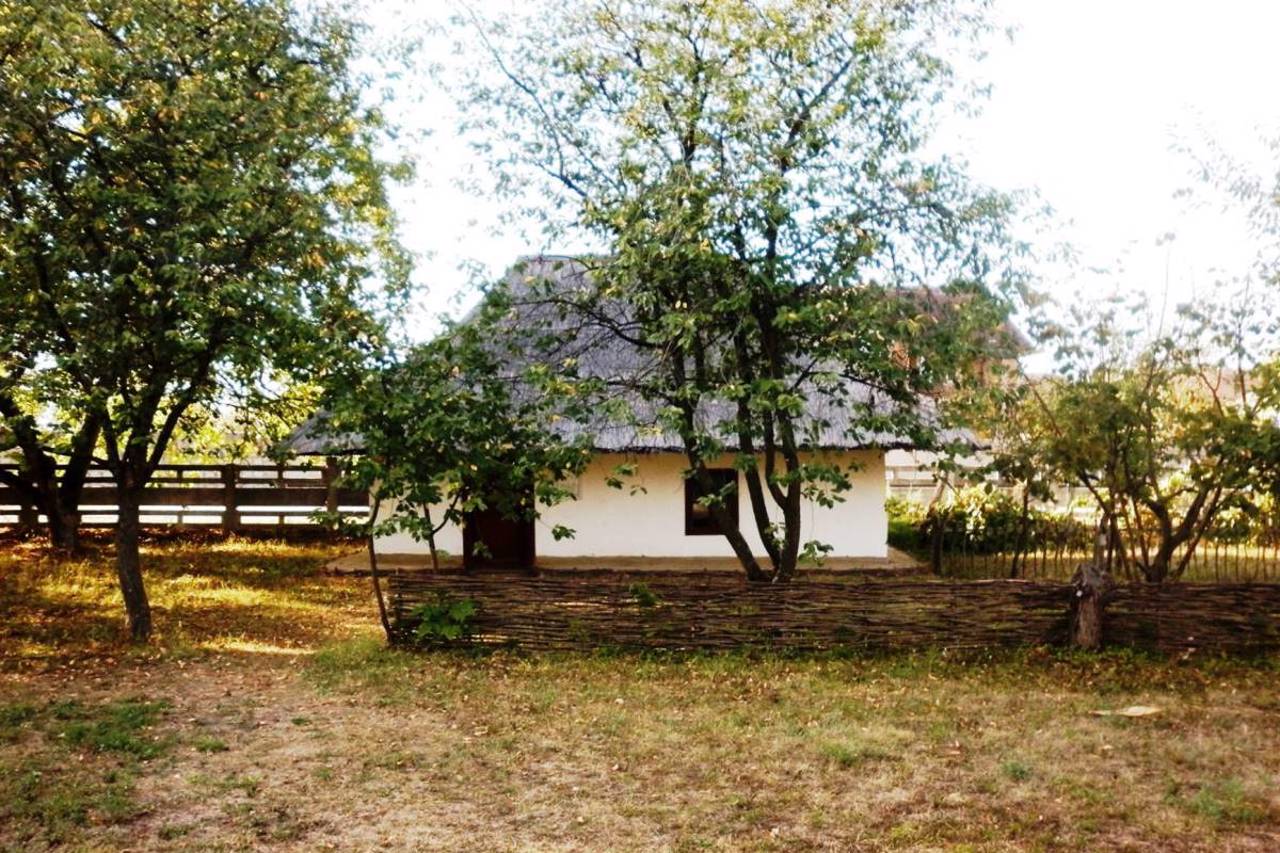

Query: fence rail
left=904, top=505, right=1280, bottom=584
left=0, top=463, right=368, bottom=533
left=932, top=540, right=1280, bottom=584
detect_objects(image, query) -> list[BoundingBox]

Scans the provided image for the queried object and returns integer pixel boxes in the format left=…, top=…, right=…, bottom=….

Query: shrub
left=887, top=488, right=1093, bottom=558
left=627, top=582, right=661, bottom=608
left=408, top=594, right=478, bottom=645
left=885, top=497, right=928, bottom=552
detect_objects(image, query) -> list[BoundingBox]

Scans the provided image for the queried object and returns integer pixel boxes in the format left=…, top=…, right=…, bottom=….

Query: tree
left=461, top=0, right=1024, bottom=581
left=323, top=293, right=592, bottom=598
left=0, top=0, right=407, bottom=638
left=994, top=291, right=1280, bottom=583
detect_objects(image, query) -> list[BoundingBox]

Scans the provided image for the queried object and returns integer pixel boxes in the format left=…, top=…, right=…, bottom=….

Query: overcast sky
left=362, top=0, right=1280, bottom=343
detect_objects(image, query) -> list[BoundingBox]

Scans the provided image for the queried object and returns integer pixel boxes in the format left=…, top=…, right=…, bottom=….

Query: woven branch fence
left=384, top=573, right=1280, bottom=655
left=1105, top=584, right=1280, bottom=654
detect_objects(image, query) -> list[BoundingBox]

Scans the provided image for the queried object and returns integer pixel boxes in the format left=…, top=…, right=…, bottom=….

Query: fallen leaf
left=1091, top=705, right=1162, bottom=718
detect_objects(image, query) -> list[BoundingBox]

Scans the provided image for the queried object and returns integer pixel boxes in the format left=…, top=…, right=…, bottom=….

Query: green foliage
left=1205, top=492, right=1280, bottom=546
left=305, top=637, right=424, bottom=703
left=0, top=0, right=407, bottom=456
left=0, top=702, right=38, bottom=742
left=932, top=488, right=1030, bottom=554
left=167, top=383, right=325, bottom=464
left=888, top=489, right=1093, bottom=557
left=409, top=594, right=479, bottom=645
left=0, top=694, right=176, bottom=843
left=462, top=0, right=1026, bottom=581
left=627, top=582, right=661, bottom=609
left=886, top=497, right=929, bottom=552
left=1186, top=779, right=1265, bottom=825
left=1, top=760, right=140, bottom=840
left=1000, top=759, right=1033, bottom=782
left=192, top=735, right=229, bottom=754
left=56, top=698, right=171, bottom=759
left=0, top=0, right=407, bottom=632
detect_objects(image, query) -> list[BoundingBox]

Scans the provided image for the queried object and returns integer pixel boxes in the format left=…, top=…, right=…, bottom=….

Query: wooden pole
left=17, top=501, right=39, bottom=532
left=366, top=502, right=393, bottom=642
left=323, top=457, right=340, bottom=529
left=221, top=465, right=240, bottom=537
left=1071, top=561, right=1113, bottom=650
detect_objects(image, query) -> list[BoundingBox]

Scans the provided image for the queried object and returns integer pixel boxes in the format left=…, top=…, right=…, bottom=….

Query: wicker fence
left=1104, top=583, right=1280, bottom=653
left=0, top=463, right=369, bottom=533
left=383, top=571, right=1280, bottom=655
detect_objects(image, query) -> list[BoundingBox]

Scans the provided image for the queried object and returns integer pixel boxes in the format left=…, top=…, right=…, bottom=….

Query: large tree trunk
left=114, top=481, right=152, bottom=641
left=769, top=417, right=804, bottom=582
left=0, top=404, right=99, bottom=552
left=45, top=503, right=81, bottom=551
left=774, top=484, right=802, bottom=581
left=15, top=452, right=83, bottom=551
left=1144, top=537, right=1182, bottom=584
left=708, top=495, right=770, bottom=582
left=50, top=421, right=100, bottom=551
left=679, top=435, right=769, bottom=581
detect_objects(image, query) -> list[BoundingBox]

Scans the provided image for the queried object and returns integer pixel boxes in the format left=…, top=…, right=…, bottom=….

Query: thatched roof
left=275, top=413, right=362, bottom=458
left=279, top=255, right=984, bottom=456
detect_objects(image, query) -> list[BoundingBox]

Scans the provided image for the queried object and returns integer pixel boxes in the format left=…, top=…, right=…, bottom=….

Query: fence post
left=929, top=512, right=946, bottom=576
left=276, top=462, right=286, bottom=536
left=17, top=501, right=39, bottom=533
left=221, top=465, right=240, bottom=536
left=323, top=457, right=339, bottom=528
left=1070, top=562, right=1114, bottom=649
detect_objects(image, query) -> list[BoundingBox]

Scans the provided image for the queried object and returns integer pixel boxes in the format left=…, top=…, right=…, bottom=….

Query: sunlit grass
left=196, top=638, right=313, bottom=656
left=0, top=533, right=369, bottom=667
left=296, top=639, right=1280, bottom=847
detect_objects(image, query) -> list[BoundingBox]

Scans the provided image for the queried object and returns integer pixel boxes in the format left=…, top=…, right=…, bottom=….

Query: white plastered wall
left=372, top=498, right=466, bottom=557
left=373, top=449, right=888, bottom=559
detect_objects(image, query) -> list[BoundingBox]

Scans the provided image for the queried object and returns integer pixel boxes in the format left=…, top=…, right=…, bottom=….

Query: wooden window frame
left=684, top=469, right=738, bottom=536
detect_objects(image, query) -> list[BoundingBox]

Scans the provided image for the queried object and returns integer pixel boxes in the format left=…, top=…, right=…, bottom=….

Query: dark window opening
left=684, top=469, right=738, bottom=536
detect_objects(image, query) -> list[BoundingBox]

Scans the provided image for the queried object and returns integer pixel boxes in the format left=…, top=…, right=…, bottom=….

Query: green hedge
left=887, top=489, right=1093, bottom=557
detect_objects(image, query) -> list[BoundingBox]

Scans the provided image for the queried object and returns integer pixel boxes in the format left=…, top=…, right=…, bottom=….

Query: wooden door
left=463, top=508, right=535, bottom=570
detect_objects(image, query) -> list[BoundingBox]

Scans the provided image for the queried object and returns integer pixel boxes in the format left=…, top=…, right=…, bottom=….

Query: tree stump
left=1071, top=562, right=1114, bottom=650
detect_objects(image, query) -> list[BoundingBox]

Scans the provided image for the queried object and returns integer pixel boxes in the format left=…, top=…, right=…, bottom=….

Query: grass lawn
left=1, top=536, right=1279, bottom=851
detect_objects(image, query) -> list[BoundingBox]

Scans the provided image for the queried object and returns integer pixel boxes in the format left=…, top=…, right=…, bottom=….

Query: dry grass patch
left=0, top=539, right=1278, bottom=850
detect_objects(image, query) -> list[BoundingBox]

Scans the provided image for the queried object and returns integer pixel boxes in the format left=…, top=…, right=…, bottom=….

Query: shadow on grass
left=0, top=537, right=369, bottom=667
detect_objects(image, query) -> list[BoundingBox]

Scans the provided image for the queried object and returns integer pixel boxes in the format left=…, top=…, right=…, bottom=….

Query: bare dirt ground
left=2, top=536, right=1279, bottom=851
